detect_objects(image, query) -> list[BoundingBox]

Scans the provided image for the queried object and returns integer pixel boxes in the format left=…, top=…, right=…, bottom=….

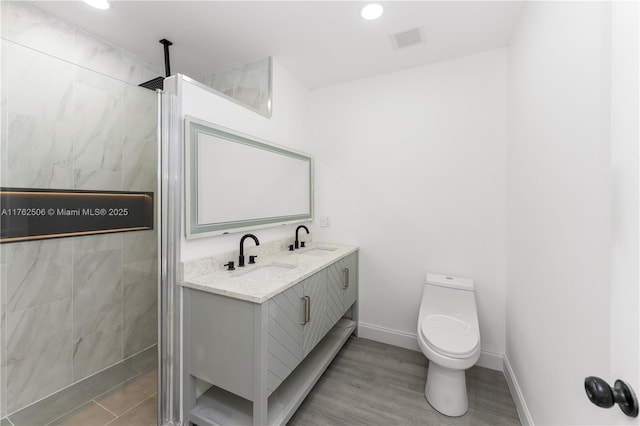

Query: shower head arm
left=159, top=39, right=173, bottom=77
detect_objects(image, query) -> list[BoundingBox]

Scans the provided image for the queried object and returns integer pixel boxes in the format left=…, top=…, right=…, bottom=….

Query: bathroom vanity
left=181, top=244, right=358, bottom=426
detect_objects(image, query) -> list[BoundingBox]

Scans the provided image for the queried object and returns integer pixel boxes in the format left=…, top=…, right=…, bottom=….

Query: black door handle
left=584, top=376, right=638, bottom=417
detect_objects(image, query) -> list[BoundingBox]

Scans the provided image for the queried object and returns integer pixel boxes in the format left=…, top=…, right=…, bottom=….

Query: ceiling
left=30, top=1, right=524, bottom=90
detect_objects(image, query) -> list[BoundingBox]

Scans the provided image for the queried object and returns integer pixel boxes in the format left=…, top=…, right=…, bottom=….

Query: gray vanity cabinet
left=186, top=250, right=358, bottom=426
left=326, top=253, right=358, bottom=327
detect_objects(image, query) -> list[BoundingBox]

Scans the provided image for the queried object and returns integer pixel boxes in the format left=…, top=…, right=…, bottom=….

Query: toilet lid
left=421, top=314, right=479, bottom=357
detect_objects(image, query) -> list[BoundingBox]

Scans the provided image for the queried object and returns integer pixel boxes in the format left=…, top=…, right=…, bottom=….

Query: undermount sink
left=237, top=264, right=295, bottom=280
left=300, top=248, right=336, bottom=256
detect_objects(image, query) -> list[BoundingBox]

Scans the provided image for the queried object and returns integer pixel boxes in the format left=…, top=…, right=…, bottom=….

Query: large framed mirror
left=185, top=116, right=313, bottom=238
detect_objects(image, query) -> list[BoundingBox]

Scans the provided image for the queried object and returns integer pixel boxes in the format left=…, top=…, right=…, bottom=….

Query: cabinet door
left=267, top=269, right=329, bottom=392
left=267, top=282, right=303, bottom=394
left=302, top=269, right=328, bottom=357
left=342, top=253, right=358, bottom=311
left=326, top=253, right=358, bottom=328
left=326, top=261, right=345, bottom=328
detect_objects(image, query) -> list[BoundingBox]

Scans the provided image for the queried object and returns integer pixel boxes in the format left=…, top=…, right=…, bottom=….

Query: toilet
left=417, top=273, right=480, bottom=417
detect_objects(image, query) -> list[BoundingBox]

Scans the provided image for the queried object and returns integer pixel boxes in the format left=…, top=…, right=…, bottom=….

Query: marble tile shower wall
left=198, top=57, right=272, bottom=117
left=0, top=1, right=161, bottom=417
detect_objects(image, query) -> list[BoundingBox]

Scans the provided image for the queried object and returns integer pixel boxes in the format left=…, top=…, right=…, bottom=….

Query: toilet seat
left=420, top=314, right=479, bottom=359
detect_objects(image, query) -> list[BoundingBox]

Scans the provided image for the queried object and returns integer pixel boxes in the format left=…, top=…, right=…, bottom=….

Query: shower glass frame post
left=157, top=81, right=183, bottom=425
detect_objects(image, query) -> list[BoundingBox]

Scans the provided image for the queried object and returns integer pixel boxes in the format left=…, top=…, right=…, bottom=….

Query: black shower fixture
left=139, top=38, right=172, bottom=91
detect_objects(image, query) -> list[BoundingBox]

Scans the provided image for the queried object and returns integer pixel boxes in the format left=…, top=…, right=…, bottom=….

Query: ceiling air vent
left=390, top=26, right=425, bottom=50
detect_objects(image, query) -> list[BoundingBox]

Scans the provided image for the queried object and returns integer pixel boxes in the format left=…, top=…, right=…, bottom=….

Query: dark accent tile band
left=0, top=188, right=154, bottom=243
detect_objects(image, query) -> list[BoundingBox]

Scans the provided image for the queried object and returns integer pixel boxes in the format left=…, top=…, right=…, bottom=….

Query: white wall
left=178, top=61, right=313, bottom=262
left=609, top=0, right=639, bottom=400
left=506, top=2, right=621, bottom=424
left=309, top=49, right=508, bottom=363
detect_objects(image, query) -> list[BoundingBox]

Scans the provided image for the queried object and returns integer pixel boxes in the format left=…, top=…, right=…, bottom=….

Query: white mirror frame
left=185, top=116, right=313, bottom=238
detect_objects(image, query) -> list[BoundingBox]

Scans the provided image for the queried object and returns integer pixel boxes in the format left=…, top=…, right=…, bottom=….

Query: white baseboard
left=478, top=350, right=505, bottom=371
left=358, top=321, right=421, bottom=351
left=357, top=322, right=504, bottom=371
left=504, top=355, right=534, bottom=426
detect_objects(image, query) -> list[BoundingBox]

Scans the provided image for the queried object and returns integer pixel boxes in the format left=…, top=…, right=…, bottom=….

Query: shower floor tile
left=4, top=345, right=158, bottom=426
left=105, top=394, right=157, bottom=426
left=96, top=369, right=157, bottom=416
left=48, top=402, right=115, bottom=426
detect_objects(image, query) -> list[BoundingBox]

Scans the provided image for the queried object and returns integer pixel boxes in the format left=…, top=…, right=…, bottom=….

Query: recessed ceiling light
left=83, top=0, right=111, bottom=10
left=361, top=3, right=384, bottom=21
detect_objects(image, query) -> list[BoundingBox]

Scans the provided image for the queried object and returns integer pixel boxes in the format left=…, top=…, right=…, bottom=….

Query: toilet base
left=425, top=362, right=468, bottom=417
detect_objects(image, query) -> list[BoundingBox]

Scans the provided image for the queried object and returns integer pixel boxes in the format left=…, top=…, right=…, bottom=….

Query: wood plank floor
left=288, top=337, right=520, bottom=426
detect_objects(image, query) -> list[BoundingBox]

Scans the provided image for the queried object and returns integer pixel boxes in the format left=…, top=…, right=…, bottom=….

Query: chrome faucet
left=239, top=233, right=260, bottom=267
left=295, top=225, right=309, bottom=249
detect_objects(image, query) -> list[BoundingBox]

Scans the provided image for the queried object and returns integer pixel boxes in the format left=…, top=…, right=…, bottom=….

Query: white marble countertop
left=181, top=243, right=358, bottom=304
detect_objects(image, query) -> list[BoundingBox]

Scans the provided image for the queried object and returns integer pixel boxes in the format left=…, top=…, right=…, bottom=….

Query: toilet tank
left=421, top=273, right=477, bottom=325
left=426, top=273, right=474, bottom=291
